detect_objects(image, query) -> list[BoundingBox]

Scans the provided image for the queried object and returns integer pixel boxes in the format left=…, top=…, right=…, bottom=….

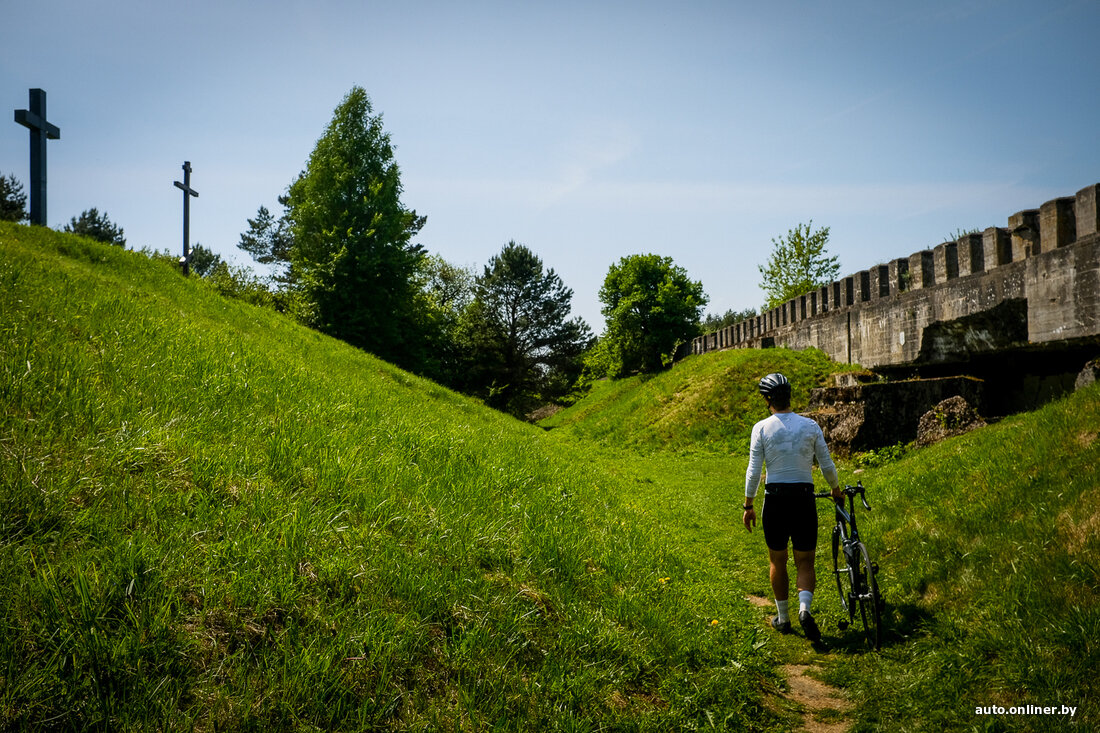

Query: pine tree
left=0, top=173, right=28, bottom=222
left=64, top=208, right=126, bottom=246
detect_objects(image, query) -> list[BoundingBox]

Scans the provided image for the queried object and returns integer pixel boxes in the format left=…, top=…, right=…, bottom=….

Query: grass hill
left=0, top=222, right=785, bottom=730
left=543, top=347, right=858, bottom=454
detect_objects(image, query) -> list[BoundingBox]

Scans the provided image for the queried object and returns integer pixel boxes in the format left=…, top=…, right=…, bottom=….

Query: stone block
left=958, top=233, right=984, bottom=275
left=934, top=242, right=959, bottom=282
left=1077, top=184, right=1099, bottom=238
left=889, top=258, right=910, bottom=292
left=983, top=227, right=1012, bottom=266
left=1040, top=197, right=1076, bottom=249
left=909, top=250, right=935, bottom=289
left=1009, top=209, right=1040, bottom=258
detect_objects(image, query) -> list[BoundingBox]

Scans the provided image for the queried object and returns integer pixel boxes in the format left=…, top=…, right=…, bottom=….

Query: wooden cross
left=173, top=161, right=199, bottom=275
left=14, top=88, right=61, bottom=227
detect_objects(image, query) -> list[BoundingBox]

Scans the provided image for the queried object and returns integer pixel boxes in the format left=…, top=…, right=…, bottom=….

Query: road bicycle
left=815, top=481, right=884, bottom=650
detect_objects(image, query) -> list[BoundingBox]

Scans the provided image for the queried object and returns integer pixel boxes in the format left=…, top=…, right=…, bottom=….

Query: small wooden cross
left=173, top=161, right=199, bottom=275
left=14, top=88, right=61, bottom=227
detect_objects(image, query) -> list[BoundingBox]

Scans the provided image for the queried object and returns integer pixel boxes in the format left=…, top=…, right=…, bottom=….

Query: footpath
left=593, top=450, right=858, bottom=732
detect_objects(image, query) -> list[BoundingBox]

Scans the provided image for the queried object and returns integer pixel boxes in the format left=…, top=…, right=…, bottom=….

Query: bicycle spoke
left=857, top=542, right=883, bottom=650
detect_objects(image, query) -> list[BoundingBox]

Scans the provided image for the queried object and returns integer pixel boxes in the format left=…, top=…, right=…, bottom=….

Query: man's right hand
left=743, top=507, right=756, bottom=532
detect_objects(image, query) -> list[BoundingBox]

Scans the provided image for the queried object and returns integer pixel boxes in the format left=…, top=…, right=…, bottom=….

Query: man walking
left=742, top=373, right=841, bottom=642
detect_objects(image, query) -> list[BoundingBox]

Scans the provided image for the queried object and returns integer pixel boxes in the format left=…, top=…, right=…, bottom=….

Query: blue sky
left=3, top=0, right=1098, bottom=330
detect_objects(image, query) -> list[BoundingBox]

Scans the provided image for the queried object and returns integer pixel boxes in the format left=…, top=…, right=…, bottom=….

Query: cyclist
left=742, top=373, right=842, bottom=642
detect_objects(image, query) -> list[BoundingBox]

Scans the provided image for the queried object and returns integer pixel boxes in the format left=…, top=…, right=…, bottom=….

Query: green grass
left=542, top=347, right=859, bottom=454
left=0, top=222, right=784, bottom=730
left=5, top=221, right=1098, bottom=730
left=823, top=389, right=1100, bottom=731
left=547, top=328, right=1100, bottom=731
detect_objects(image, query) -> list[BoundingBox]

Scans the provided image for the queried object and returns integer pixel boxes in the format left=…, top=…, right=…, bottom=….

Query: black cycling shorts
left=761, top=483, right=818, bottom=553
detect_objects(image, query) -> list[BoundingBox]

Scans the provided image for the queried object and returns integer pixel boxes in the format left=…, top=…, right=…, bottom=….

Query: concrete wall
left=690, top=183, right=1100, bottom=370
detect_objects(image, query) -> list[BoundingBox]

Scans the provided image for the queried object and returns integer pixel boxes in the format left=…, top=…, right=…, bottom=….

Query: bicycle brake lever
left=861, top=494, right=872, bottom=512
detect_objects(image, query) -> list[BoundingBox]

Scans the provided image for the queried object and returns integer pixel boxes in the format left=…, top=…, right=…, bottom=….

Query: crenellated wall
left=689, top=183, right=1100, bottom=371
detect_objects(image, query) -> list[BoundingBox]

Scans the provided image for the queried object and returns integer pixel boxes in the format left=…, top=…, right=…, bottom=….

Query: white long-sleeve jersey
left=744, top=412, right=839, bottom=498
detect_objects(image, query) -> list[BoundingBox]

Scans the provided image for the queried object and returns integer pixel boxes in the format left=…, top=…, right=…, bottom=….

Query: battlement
left=689, top=183, right=1100, bottom=372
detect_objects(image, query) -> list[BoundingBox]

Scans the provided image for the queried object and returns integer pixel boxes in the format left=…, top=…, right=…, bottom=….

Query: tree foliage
left=63, top=208, right=126, bottom=246
left=412, top=254, right=476, bottom=387
left=701, top=307, right=758, bottom=332
left=0, top=173, right=27, bottom=222
left=284, top=86, right=427, bottom=370
left=188, top=244, right=223, bottom=277
left=460, top=242, right=591, bottom=415
left=758, top=221, right=839, bottom=310
left=596, top=254, right=707, bottom=377
left=238, top=199, right=294, bottom=283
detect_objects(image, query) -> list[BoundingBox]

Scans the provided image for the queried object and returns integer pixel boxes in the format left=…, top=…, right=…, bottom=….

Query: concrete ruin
left=688, top=183, right=1100, bottom=437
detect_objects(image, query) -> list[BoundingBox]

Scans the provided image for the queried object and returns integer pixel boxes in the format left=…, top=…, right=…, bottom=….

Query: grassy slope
left=543, top=347, right=858, bottom=455
left=544, top=335, right=1100, bottom=730
left=0, top=223, right=783, bottom=730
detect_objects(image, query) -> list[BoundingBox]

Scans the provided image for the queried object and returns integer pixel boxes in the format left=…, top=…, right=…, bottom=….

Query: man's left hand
left=743, top=507, right=756, bottom=532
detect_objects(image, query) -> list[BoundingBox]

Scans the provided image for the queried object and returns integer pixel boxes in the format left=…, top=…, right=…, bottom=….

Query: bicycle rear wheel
left=856, top=542, right=883, bottom=650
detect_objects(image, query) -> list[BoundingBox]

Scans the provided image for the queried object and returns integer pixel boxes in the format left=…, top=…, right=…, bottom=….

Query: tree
left=597, top=254, right=707, bottom=377
left=64, top=208, right=126, bottom=246
left=460, top=241, right=591, bottom=415
left=284, top=86, right=427, bottom=370
left=0, top=173, right=27, bottom=222
left=758, top=221, right=839, bottom=310
left=702, top=307, right=758, bottom=332
left=413, top=254, right=476, bottom=387
left=188, top=244, right=223, bottom=277
left=238, top=198, right=294, bottom=283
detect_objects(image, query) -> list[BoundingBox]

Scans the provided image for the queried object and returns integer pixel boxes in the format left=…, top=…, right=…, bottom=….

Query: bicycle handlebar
left=814, top=481, right=872, bottom=512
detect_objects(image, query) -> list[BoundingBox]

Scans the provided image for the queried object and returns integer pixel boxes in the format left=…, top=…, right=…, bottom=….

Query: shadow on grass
left=814, top=599, right=933, bottom=654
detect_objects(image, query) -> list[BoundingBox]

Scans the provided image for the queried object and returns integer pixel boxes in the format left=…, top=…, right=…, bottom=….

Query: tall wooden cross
left=14, top=88, right=61, bottom=227
left=173, top=161, right=199, bottom=275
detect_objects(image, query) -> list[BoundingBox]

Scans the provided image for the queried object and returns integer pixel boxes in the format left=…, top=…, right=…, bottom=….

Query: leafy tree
left=284, top=86, right=427, bottom=370
left=64, top=208, right=126, bottom=246
left=597, top=254, right=707, bottom=377
left=0, top=173, right=27, bottom=222
left=460, top=241, right=591, bottom=415
left=758, top=221, right=839, bottom=310
left=413, top=254, right=476, bottom=387
left=421, top=254, right=475, bottom=317
left=238, top=198, right=294, bottom=283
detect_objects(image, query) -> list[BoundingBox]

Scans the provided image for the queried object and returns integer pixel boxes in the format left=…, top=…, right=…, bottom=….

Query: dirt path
left=781, top=664, right=851, bottom=733
left=747, top=595, right=852, bottom=733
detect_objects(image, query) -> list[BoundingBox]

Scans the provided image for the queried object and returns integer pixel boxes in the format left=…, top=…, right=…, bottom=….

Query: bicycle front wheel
left=832, top=526, right=856, bottom=625
left=856, top=542, right=883, bottom=650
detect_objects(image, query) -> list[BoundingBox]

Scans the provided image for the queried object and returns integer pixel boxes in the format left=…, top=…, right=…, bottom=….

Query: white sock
left=775, top=598, right=790, bottom=623
left=799, top=590, right=813, bottom=614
